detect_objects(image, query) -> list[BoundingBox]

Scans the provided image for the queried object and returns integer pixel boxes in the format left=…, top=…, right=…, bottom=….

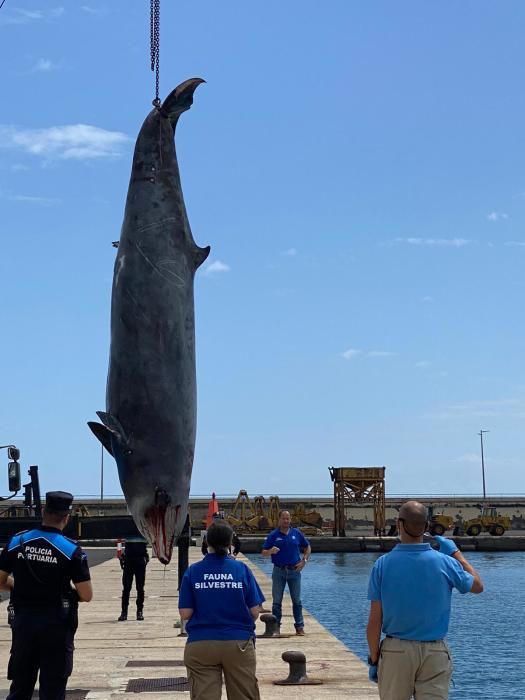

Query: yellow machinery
left=225, top=491, right=322, bottom=534
left=267, top=496, right=281, bottom=528
left=464, top=506, right=511, bottom=536
left=329, top=466, right=386, bottom=536
left=291, top=504, right=323, bottom=530
left=226, top=490, right=255, bottom=529
left=226, top=491, right=276, bottom=532
left=245, top=496, right=272, bottom=530
left=427, top=506, right=454, bottom=536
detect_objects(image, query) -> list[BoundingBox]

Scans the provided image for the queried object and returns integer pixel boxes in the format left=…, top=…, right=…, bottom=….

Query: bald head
left=399, top=501, right=427, bottom=522
left=398, top=501, right=428, bottom=540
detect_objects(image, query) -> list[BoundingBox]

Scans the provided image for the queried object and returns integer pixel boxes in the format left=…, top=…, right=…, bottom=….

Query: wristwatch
left=367, top=655, right=378, bottom=666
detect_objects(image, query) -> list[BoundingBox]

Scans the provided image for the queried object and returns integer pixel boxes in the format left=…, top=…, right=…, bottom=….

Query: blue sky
left=1, top=1, right=524, bottom=499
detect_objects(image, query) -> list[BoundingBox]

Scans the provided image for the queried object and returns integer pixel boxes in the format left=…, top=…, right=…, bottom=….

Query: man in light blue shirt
left=366, top=501, right=483, bottom=699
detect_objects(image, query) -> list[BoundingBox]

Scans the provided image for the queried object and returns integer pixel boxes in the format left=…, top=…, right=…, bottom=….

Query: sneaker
left=118, top=613, right=127, bottom=622
left=295, top=627, right=305, bottom=636
left=136, top=611, right=144, bottom=621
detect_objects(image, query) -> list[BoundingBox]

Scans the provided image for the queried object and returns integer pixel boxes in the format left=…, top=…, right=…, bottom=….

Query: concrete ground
left=0, top=548, right=378, bottom=699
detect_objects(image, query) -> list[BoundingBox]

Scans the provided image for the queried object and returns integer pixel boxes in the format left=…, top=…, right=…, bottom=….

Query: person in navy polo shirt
left=261, top=509, right=311, bottom=635
left=366, top=500, right=484, bottom=699
left=179, top=520, right=263, bottom=700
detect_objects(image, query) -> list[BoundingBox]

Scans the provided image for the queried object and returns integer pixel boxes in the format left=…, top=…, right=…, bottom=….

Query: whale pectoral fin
left=88, top=422, right=114, bottom=457
left=193, top=245, right=211, bottom=270
left=96, top=411, right=128, bottom=444
left=161, top=78, right=205, bottom=123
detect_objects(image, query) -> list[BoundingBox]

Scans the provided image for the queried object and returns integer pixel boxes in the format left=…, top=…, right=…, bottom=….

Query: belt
left=274, top=563, right=299, bottom=569
left=385, top=635, right=443, bottom=643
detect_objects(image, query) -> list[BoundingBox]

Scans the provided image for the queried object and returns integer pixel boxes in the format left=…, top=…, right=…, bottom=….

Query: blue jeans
left=271, top=565, right=304, bottom=629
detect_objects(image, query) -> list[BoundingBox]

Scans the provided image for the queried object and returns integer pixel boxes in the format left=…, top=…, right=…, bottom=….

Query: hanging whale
left=89, top=78, right=209, bottom=564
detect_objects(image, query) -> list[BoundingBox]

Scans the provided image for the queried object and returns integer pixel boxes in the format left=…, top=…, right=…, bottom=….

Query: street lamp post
left=100, top=444, right=104, bottom=503
left=479, top=429, right=489, bottom=500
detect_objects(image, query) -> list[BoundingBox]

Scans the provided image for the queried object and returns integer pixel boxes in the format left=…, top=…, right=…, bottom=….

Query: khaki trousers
left=184, top=639, right=260, bottom=700
left=378, top=637, right=453, bottom=700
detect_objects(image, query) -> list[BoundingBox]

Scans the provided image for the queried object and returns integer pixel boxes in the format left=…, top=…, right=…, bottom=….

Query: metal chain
left=150, top=0, right=161, bottom=107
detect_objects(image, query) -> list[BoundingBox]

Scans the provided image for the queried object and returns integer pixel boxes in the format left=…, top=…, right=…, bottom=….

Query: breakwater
left=239, top=534, right=525, bottom=553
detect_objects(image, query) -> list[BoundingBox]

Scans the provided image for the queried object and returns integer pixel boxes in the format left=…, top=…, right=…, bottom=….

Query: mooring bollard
left=258, top=613, right=280, bottom=638
left=273, top=650, right=322, bottom=686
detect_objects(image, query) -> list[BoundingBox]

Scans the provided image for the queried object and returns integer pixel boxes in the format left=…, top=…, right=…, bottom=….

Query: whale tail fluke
left=161, top=78, right=205, bottom=125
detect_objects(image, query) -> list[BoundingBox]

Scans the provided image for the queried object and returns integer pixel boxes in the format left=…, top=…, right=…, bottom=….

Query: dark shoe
left=118, top=612, right=127, bottom=622
left=136, top=611, right=144, bottom=621
left=295, top=627, right=305, bottom=636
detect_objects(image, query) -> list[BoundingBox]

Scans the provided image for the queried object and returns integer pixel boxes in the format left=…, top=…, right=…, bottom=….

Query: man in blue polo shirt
left=262, top=510, right=311, bottom=635
left=366, top=500, right=484, bottom=699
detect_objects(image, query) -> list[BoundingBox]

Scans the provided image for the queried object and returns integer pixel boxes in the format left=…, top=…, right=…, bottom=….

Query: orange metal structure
left=329, top=466, right=386, bottom=536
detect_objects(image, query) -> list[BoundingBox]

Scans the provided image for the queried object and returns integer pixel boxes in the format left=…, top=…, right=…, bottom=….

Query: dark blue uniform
left=120, top=539, right=149, bottom=620
left=0, top=526, right=90, bottom=700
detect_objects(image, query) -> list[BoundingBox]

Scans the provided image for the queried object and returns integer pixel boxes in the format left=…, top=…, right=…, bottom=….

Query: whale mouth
left=140, top=500, right=181, bottom=565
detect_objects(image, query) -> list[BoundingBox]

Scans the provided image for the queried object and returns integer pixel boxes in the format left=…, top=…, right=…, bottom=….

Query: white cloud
left=203, top=260, right=231, bottom=276
left=0, top=6, right=64, bottom=25
left=421, top=296, right=434, bottom=303
left=81, top=5, right=108, bottom=16
left=281, top=247, right=297, bottom=257
left=32, top=58, right=57, bottom=73
left=487, top=211, right=509, bottom=222
left=505, top=241, right=525, bottom=247
left=1, top=8, right=43, bottom=24
left=456, top=452, right=480, bottom=464
left=415, top=360, right=431, bottom=368
left=433, top=398, right=525, bottom=421
left=0, top=124, right=130, bottom=160
left=7, top=194, right=60, bottom=206
left=341, top=348, right=361, bottom=360
left=341, top=348, right=395, bottom=360
left=395, top=238, right=470, bottom=248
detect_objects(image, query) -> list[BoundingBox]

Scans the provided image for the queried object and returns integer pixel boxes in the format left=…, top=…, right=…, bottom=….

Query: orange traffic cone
left=206, top=492, right=220, bottom=528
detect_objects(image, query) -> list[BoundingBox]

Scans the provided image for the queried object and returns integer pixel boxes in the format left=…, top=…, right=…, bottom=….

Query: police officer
left=201, top=513, right=241, bottom=558
left=118, top=536, right=149, bottom=621
left=0, top=491, right=93, bottom=700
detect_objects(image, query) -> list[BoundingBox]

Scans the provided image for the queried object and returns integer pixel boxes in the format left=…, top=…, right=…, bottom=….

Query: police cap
left=45, top=491, right=74, bottom=514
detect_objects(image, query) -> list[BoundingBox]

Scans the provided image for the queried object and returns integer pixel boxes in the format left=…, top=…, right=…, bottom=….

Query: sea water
left=248, top=551, right=525, bottom=699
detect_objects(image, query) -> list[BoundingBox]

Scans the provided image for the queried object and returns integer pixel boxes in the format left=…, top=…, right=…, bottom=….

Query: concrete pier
left=0, top=549, right=378, bottom=699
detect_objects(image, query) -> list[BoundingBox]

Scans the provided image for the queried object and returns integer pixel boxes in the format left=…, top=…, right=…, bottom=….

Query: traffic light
left=23, top=483, right=32, bottom=508
left=7, top=447, right=20, bottom=461
left=8, top=461, right=20, bottom=492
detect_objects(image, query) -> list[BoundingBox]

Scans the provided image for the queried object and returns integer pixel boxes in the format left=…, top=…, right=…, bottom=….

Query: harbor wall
left=4, top=494, right=521, bottom=530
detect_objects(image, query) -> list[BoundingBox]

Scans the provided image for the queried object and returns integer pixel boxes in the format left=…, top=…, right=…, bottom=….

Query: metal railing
left=26, top=492, right=525, bottom=501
